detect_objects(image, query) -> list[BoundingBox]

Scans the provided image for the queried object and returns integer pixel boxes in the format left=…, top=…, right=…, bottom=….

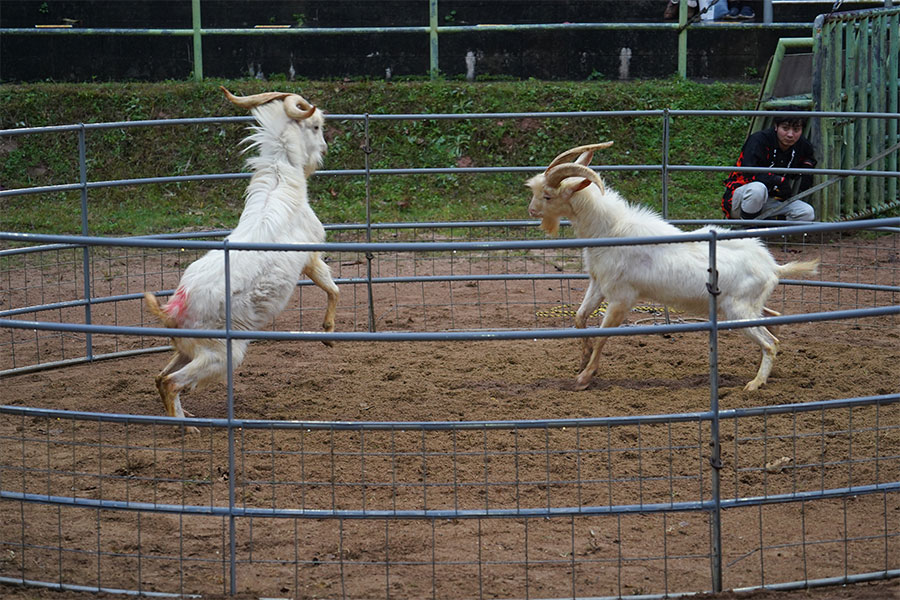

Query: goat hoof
left=743, top=380, right=763, bottom=392
left=573, top=377, right=592, bottom=391
left=321, top=339, right=334, bottom=348
left=184, top=425, right=201, bottom=435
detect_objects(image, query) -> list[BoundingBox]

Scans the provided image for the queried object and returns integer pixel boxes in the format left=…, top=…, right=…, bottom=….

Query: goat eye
left=543, top=194, right=551, bottom=201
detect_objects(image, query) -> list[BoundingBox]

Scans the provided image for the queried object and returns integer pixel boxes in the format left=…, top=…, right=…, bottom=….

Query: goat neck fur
left=527, top=144, right=819, bottom=392
left=143, top=88, right=338, bottom=432
left=234, top=99, right=326, bottom=244
left=242, top=96, right=326, bottom=180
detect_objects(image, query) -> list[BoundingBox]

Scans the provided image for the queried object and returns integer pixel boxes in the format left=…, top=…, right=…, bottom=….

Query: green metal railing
left=4, top=2, right=897, bottom=221
left=1, top=0, right=883, bottom=82
left=750, top=7, right=899, bottom=220
left=814, top=7, right=900, bottom=219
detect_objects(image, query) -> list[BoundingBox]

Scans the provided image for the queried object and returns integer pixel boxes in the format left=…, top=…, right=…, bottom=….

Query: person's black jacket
left=721, top=128, right=817, bottom=218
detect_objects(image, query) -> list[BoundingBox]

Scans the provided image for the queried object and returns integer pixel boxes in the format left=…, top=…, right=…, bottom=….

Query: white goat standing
left=526, top=143, right=819, bottom=392
left=144, top=87, right=339, bottom=431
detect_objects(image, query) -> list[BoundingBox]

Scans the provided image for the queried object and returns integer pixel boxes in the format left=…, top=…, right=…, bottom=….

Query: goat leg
left=742, top=326, right=780, bottom=391
left=156, top=375, right=200, bottom=435
left=762, top=306, right=781, bottom=336
left=155, top=351, right=200, bottom=434
left=155, top=373, right=176, bottom=417
left=574, top=300, right=629, bottom=390
left=574, top=282, right=605, bottom=371
left=155, top=351, right=188, bottom=416
left=303, top=254, right=340, bottom=347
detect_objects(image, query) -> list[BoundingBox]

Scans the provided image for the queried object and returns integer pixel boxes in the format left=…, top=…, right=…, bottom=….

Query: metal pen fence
left=1, top=0, right=895, bottom=81
left=1, top=110, right=899, bottom=598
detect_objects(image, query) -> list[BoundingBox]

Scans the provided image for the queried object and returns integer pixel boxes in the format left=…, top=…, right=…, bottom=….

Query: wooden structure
left=754, top=7, right=899, bottom=220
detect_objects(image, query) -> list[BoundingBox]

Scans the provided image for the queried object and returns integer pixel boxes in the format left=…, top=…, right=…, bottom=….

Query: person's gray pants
left=730, top=181, right=815, bottom=221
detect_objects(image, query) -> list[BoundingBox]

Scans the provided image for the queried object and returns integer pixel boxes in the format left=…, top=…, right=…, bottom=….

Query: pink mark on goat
left=164, top=286, right=189, bottom=325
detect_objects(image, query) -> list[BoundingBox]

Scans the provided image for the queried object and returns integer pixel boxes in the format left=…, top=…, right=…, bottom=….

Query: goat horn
left=284, top=94, right=317, bottom=120
left=545, top=163, right=606, bottom=194
left=545, top=142, right=615, bottom=172
left=220, top=86, right=293, bottom=108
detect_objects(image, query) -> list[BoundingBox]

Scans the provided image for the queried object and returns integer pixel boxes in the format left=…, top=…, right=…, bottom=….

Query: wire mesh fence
left=1, top=398, right=898, bottom=598
left=1, top=222, right=897, bottom=598
left=1, top=112, right=899, bottom=598
left=2, top=222, right=898, bottom=375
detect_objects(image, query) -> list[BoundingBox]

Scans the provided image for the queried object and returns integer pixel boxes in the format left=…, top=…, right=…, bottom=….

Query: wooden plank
left=830, top=21, right=844, bottom=220
left=884, top=13, right=900, bottom=203
left=871, top=16, right=885, bottom=212
left=844, top=21, right=857, bottom=216
left=858, top=20, right=869, bottom=216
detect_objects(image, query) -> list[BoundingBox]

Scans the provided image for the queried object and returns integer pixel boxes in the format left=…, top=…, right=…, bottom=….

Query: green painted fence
left=815, top=7, right=899, bottom=219
left=2, top=0, right=891, bottom=83
left=753, top=7, right=898, bottom=220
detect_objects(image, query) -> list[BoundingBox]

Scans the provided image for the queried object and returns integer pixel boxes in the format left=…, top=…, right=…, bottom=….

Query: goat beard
left=540, top=216, right=561, bottom=236
left=303, top=154, right=325, bottom=178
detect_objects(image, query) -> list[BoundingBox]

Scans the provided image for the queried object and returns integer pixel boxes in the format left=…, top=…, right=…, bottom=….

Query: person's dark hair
left=773, top=115, right=806, bottom=129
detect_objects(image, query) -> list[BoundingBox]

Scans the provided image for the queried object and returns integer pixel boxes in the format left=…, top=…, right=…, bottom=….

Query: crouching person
left=721, top=115, right=817, bottom=222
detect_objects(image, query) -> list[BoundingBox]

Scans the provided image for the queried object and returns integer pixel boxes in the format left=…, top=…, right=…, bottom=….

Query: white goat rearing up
left=526, top=143, right=819, bottom=392
left=144, top=87, right=339, bottom=431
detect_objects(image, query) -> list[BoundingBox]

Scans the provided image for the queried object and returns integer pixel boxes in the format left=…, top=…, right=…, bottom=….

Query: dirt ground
left=1, top=233, right=898, bottom=599
left=1, top=577, right=898, bottom=600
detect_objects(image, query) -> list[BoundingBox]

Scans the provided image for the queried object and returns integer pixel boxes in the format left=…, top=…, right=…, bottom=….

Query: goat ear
left=573, top=178, right=592, bottom=192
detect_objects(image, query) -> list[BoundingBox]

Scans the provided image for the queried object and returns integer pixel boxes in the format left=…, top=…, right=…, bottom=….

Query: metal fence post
left=363, top=114, right=377, bottom=332
left=763, top=0, right=773, bottom=24
left=662, top=109, right=670, bottom=220
left=78, top=124, right=93, bottom=362
left=223, top=238, right=237, bottom=594
left=707, top=230, right=723, bottom=594
left=678, top=1, right=688, bottom=79
left=192, top=0, right=203, bottom=81
left=430, top=0, right=439, bottom=79
left=889, top=9, right=899, bottom=203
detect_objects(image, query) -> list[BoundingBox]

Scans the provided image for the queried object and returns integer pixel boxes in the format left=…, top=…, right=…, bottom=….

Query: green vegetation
left=0, top=79, right=760, bottom=236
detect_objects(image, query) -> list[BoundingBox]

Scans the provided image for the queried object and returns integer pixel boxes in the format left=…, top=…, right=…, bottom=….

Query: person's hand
left=772, top=179, right=791, bottom=199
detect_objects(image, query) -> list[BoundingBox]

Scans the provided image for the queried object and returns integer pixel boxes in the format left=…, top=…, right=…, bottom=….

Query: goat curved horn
left=545, top=163, right=606, bottom=194
left=545, top=142, right=615, bottom=172
left=284, top=94, right=317, bottom=120
left=220, top=86, right=293, bottom=108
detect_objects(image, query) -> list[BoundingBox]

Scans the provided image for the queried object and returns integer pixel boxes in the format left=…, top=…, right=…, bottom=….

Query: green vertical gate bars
left=813, top=7, right=900, bottom=220
left=889, top=9, right=899, bottom=207
left=751, top=36, right=815, bottom=135
left=430, top=0, right=439, bottom=79
left=844, top=20, right=858, bottom=216
left=874, top=18, right=888, bottom=210
left=192, top=0, right=203, bottom=82
left=862, top=18, right=873, bottom=212
left=2, top=0, right=825, bottom=84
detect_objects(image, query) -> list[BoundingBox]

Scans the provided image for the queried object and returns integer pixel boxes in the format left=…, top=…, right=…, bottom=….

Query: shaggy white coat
left=145, top=98, right=338, bottom=430
left=526, top=153, right=818, bottom=391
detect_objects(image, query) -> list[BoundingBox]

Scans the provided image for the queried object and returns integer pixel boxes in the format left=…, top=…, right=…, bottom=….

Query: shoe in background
left=664, top=0, right=679, bottom=20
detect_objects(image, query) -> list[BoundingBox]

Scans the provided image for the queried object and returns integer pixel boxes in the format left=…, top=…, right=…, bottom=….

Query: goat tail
left=144, top=292, right=178, bottom=329
left=777, top=258, right=820, bottom=280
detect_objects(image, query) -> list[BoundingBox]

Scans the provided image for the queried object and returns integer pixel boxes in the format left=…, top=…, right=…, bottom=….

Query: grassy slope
left=0, top=79, right=759, bottom=236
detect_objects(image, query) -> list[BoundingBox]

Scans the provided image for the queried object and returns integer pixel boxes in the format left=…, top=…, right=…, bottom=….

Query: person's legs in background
left=730, top=181, right=768, bottom=218
left=664, top=0, right=699, bottom=20
left=723, top=1, right=755, bottom=20
left=731, top=182, right=815, bottom=221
